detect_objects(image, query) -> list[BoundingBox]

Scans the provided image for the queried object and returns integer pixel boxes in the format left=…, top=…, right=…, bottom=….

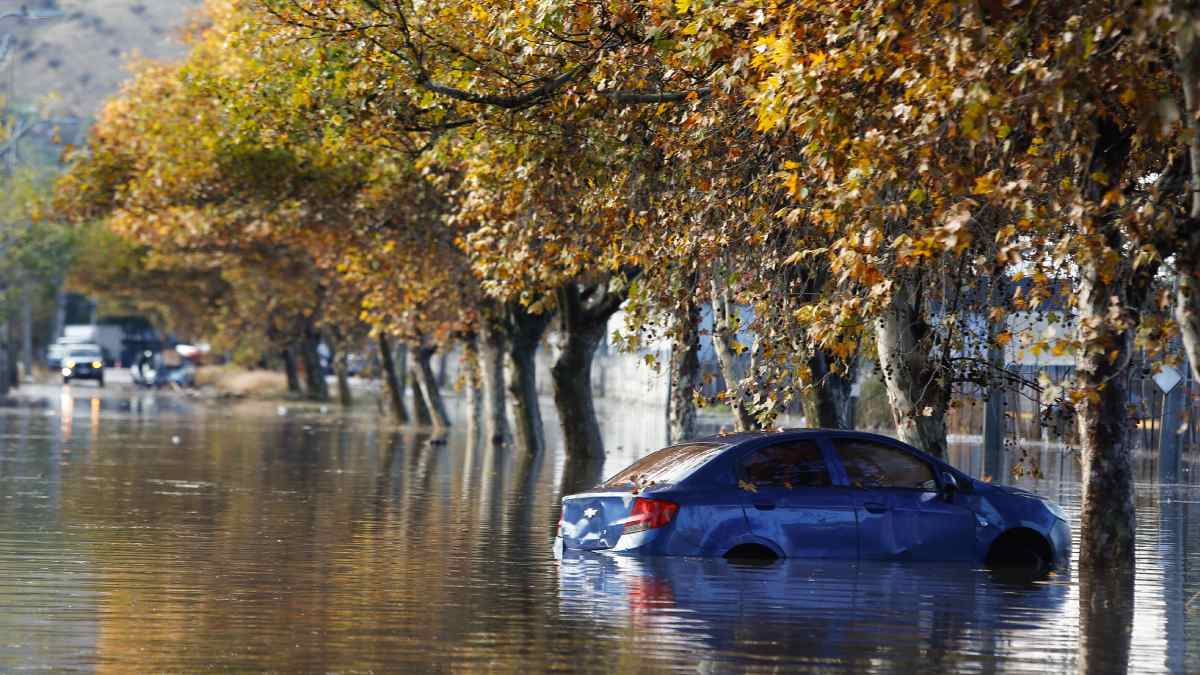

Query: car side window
left=834, top=440, right=936, bottom=490
left=741, top=441, right=831, bottom=488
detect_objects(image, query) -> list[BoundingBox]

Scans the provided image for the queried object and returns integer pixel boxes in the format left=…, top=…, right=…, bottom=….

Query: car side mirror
left=941, top=472, right=959, bottom=501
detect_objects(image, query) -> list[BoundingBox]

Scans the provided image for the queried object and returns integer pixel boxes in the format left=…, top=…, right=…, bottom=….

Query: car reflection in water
left=558, top=552, right=1070, bottom=670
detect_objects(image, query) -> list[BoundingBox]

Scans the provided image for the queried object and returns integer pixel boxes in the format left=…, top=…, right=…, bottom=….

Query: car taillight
left=622, top=498, right=678, bottom=535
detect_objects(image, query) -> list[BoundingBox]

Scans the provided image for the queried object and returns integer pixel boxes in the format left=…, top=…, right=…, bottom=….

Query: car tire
left=97, top=376, right=105, bottom=388
left=62, top=376, right=70, bottom=385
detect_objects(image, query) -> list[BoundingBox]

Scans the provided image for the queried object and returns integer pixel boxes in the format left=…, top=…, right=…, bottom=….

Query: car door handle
left=863, top=502, right=890, bottom=514
left=753, top=502, right=776, bottom=511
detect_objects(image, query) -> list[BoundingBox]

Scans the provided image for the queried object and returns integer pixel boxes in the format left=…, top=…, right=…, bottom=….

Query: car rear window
left=603, top=443, right=725, bottom=489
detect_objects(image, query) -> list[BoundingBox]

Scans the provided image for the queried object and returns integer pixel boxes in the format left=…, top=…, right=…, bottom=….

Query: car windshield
left=603, top=442, right=725, bottom=489
left=68, top=348, right=102, bottom=360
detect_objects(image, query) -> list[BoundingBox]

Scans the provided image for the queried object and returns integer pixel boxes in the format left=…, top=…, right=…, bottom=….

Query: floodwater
left=1, top=385, right=1199, bottom=672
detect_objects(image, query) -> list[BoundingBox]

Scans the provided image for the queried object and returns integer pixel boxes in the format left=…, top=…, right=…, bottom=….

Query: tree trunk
left=7, top=318, right=19, bottom=389
left=463, top=334, right=483, bottom=447
left=804, top=347, right=855, bottom=429
left=983, top=272, right=1009, bottom=469
left=507, top=303, right=553, bottom=456
left=413, top=344, right=450, bottom=429
left=0, top=325, right=9, bottom=397
left=875, top=273, right=948, bottom=458
left=709, top=267, right=759, bottom=431
left=1178, top=235, right=1200, bottom=384
left=479, top=319, right=510, bottom=446
left=378, top=333, right=409, bottom=422
left=668, top=289, right=701, bottom=443
left=1075, top=277, right=1137, bottom=570
left=299, top=323, right=328, bottom=402
left=551, top=280, right=628, bottom=459
left=52, top=279, right=66, bottom=343
left=334, top=349, right=353, bottom=406
left=1076, top=116, right=1138, bottom=572
left=1173, top=5, right=1200, bottom=384
left=20, top=281, right=32, bottom=378
left=410, top=364, right=432, bottom=425
left=282, top=347, right=302, bottom=394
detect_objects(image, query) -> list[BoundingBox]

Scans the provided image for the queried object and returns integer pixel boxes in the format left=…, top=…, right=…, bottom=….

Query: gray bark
left=551, top=280, right=627, bottom=459
left=1173, top=1, right=1200, bottom=384
left=804, top=348, right=855, bottom=429
left=479, top=319, right=509, bottom=446
left=378, top=333, right=409, bottom=422
left=413, top=344, right=450, bottom=429
left=875, top=274, right=948, bottom=458
left=709, top=266, right=759, bottom=431
left=506, top=304, right=552, bottom=456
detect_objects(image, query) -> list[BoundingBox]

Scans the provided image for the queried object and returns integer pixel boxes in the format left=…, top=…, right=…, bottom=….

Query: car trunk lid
left=558, top=490, right=637, bottom=550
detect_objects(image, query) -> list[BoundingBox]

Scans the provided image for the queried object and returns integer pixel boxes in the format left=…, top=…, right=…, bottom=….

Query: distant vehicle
left=62, top=344, right=105, bottom=387
left=555, top=430, right=1071, bottom=571
left=62, top=324, right=123, bottom=365
left=46, top=342, right=69, bottom=369
left=61, top=317, right=161, bottom=367
left=131, top=349, right=195, bottom=389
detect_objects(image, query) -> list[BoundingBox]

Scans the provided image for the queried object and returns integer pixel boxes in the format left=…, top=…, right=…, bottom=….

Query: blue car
left=555, top=430, right=1071, bottom=569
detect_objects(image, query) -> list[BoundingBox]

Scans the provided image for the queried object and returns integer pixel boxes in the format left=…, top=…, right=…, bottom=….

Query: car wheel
left=62, top=376, right=70, bottom=385
left=97, top=376, right=105, bottom=388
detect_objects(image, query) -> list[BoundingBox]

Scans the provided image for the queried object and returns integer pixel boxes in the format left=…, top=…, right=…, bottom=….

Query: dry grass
left=195, top=365, right=288, bottom=399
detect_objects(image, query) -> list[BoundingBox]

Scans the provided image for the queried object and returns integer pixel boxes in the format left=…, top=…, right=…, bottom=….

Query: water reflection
left=0, top=394, right=1197, bottom=671
left=559, top=555, right=1070, bottom=670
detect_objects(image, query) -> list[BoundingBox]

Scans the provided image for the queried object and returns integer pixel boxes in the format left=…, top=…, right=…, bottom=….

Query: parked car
left=554, top=430, right=1071, bottom=571
left=46, top=342, right=69, bottom=369
left=61, top=344, right=105, bottom=387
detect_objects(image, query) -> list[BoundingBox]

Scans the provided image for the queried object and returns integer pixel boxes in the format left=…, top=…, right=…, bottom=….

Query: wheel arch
left=986, top=527, right=1054, bottom=566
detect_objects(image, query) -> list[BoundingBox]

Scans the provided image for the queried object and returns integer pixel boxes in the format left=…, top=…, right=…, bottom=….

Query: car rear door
left=738, top=438, right=859, bottom=559
left=831, top=437, right=976, bottom=561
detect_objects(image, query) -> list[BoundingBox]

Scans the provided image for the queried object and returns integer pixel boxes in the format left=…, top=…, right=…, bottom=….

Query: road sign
left=1153, top=366, right=1182, bottom=394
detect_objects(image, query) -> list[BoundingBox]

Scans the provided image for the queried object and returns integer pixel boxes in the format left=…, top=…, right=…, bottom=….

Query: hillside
left=6, top=0, right=202, bottom=121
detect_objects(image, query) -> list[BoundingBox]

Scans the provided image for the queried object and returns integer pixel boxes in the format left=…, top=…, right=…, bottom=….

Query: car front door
left=738, top=439, right=859, bottom=559
left=832, top=438, right=976, bottom=561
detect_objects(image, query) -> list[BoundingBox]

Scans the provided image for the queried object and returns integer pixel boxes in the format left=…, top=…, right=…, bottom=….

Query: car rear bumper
left=556, top=528, right=675, bottom=558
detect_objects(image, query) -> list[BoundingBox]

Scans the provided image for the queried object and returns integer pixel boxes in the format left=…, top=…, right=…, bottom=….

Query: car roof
left=689, top=428, right=898, bottom=446
left=686, top=428, right=952, bottom=467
